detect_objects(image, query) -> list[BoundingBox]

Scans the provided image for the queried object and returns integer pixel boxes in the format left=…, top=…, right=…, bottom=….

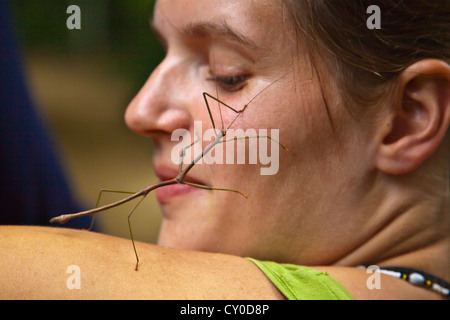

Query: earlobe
left=376, top=59, right=450, bottom=175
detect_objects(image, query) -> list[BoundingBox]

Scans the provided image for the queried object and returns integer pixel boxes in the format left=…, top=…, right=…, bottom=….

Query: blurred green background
left=10, top=0, right=165, bottom=243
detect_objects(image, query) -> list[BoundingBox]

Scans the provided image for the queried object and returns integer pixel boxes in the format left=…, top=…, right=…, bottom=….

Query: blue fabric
left=0, top=1, right=92, bottom=229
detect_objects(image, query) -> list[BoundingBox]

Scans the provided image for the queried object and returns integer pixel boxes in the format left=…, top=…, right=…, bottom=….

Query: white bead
left=408, top=272, right=426, bottom=286
left=432, top=283, right=449, bottom=296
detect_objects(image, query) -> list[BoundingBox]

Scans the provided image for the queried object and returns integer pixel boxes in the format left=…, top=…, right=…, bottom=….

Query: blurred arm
left=0, top=225, right=283, bottom=299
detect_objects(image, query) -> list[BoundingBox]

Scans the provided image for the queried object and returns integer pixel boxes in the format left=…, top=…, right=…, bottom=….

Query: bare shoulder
left=315, top=266, right=444, bottom=300
left=3, top=226, right=441, bottom=300
left=0, top=226, right=283, bottom=299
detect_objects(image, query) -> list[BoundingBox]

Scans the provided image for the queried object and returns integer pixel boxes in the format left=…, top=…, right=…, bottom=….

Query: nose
left=125, top=57, right=191, bottom=138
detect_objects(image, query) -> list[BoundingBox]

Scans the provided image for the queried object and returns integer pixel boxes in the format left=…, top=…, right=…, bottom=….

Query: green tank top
left=247, top=258, right=354, bottom=300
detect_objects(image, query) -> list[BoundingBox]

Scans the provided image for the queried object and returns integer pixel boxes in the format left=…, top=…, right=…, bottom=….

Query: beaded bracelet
left=358, top=265, right=450, bottom=298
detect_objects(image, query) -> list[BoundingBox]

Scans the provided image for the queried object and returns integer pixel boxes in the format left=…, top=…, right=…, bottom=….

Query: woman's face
left=125, top=0, right=372, bottom=264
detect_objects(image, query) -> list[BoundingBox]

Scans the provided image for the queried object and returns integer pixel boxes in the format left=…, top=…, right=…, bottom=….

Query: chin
left=156, top=219, right=215, bottom=251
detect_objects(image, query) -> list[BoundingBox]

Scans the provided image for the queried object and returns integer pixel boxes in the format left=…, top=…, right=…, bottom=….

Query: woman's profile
left=0, top=0, right=448, bottom=300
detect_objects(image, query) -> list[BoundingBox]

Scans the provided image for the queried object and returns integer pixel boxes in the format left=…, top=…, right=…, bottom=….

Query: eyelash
left=207, top=73, right=250, bottom=92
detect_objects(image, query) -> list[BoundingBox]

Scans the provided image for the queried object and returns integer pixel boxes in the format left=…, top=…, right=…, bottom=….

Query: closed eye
left=207, top=73, right=250, bottom=92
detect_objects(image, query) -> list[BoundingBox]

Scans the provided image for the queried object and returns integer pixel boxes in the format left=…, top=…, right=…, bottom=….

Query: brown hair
left=283, top=0, right=450, bottom=113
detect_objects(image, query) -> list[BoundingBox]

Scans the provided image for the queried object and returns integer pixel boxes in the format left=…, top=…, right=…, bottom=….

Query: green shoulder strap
left=247, top=258, right=354, bottom=300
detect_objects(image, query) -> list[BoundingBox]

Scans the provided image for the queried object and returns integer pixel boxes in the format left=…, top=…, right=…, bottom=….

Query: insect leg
left=181, top=181, right=248, bottom=199
left=221, top=135, right=289, bottom=151
left=87, top=189, right=136, bottom=231
left=126, top=194, right=147, bottom=271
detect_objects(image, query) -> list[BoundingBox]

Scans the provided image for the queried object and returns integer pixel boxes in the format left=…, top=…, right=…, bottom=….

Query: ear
left=376, top=59, right=450, bottom=175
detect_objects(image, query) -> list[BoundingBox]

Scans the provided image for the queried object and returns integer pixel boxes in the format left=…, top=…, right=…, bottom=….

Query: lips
left=153, top=165, right=207, bottom=203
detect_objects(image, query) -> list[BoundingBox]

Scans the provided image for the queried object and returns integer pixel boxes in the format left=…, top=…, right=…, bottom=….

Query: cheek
left=257, top=82, right=333, bottom=152
left=199, top=79, right=333, bottom=188
left=247, top=80, right=353, bottom=198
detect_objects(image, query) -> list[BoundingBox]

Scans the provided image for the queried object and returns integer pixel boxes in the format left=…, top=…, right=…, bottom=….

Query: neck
left=334, top=170, right=449, bottom=281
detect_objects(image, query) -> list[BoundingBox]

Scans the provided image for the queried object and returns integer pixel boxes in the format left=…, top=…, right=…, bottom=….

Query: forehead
left=153, top=0, right=288, bottom=49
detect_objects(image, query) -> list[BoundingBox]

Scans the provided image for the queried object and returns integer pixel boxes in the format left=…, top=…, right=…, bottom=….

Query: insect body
left=50, top=74, right=288, bottom=270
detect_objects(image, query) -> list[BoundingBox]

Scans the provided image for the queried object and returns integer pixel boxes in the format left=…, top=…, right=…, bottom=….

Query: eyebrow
left=150, top=15, right=258, bottom=50
left=181, top=20, right=258, bottom=49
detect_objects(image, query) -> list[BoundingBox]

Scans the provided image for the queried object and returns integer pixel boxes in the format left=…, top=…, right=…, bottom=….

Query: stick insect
left=50, top=71, right=288, bottom=271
